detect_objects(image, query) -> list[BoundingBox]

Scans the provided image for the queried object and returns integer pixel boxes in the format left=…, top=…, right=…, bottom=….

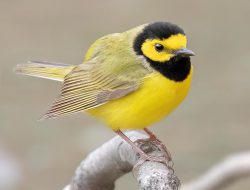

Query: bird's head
left=133, top=22, right=194, bottom=81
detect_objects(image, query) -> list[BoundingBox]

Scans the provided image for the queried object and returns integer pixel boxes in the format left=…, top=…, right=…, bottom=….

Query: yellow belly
left=87, top=67, right=193, bottom=130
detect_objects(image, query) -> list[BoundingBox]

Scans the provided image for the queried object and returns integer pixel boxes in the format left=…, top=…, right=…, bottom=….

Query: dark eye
left=154, top=43, right=164, bottom=52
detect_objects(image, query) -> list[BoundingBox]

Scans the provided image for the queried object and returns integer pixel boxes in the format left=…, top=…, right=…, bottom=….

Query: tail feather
left=15, top=60, right=74, bottom=82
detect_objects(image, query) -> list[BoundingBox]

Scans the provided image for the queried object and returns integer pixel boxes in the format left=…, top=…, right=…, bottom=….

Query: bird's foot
left=135, top=128, right=173, bottom=165
left=134, top=136, right=173, bottom=168
left=115, top=130, right=173, bottom=168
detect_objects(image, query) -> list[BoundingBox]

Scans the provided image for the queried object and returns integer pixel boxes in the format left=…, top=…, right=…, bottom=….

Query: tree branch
left=63, top=131, right=180, bottom=190
left=62, top=131, right=250, bottom=190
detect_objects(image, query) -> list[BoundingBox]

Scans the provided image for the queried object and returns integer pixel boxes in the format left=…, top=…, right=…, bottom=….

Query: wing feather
left=41, top=62, right=143, bottom=119
left=42, top=55, right=148, bottom=119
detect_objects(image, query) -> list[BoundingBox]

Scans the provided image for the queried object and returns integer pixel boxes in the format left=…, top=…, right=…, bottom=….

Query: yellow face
left=141, top=34, right=187, bottom=62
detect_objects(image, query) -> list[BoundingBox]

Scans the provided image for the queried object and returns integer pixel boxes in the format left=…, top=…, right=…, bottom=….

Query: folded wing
left=41, top=61, right=147, bottom=119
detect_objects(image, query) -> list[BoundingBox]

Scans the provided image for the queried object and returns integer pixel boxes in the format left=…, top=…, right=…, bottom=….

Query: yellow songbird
left=15, top=21, right=194, bottom=161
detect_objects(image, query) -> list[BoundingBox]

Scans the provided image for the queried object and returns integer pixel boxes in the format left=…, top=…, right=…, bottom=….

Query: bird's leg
left=144, top=128, right=159, bottom=141
left=115, top=130, right=166, bottom=163
left=135, top=128, right=173, bottom=164
left=144, top=128, right=172, bottom=163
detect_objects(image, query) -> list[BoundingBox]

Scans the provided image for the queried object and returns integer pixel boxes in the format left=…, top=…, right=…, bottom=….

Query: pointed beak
left=174, top=48, right=195, bottom=57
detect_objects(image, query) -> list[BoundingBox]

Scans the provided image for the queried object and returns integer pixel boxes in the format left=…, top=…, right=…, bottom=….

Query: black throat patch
left=146, top=56, right=191, bottom=82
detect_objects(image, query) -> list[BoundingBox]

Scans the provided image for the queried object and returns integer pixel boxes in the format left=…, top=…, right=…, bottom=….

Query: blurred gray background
left=0, top=0, right=250, bottom=190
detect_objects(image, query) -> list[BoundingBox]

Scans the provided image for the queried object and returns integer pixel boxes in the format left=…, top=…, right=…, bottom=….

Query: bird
left=15, top=21, right=194, bottom=162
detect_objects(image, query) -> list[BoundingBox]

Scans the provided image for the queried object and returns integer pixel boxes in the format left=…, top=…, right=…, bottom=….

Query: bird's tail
left=14, top=60, right=75, bottom=82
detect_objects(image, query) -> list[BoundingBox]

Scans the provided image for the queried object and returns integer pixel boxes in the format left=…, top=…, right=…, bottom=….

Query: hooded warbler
left=15, top=21, right=194, bottom=161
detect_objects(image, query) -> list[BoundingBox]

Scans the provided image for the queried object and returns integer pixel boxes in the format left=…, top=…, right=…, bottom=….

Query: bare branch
left=181, top=152, right=250, bottom=190
left=62, top=130, right=250, bottom=190
left=63, top=131, right=180, bottom=190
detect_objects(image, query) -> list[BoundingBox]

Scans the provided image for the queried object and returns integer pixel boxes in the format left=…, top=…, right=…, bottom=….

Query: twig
left=181, top=152, right=250, bottom=190
left=63, top=131, right=180, bottom=190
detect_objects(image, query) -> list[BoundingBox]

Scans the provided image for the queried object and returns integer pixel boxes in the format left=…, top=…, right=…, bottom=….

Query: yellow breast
left=87, top=67, right=193, bottom=130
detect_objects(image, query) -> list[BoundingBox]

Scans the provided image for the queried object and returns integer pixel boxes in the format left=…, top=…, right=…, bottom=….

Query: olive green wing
left=41, top=60, right=150, bottom=119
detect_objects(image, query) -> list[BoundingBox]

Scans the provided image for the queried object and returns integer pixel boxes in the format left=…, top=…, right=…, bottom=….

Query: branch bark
left=63, top=131, right=180, bottom=190
left=62, top=131, right=250, bottom=190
